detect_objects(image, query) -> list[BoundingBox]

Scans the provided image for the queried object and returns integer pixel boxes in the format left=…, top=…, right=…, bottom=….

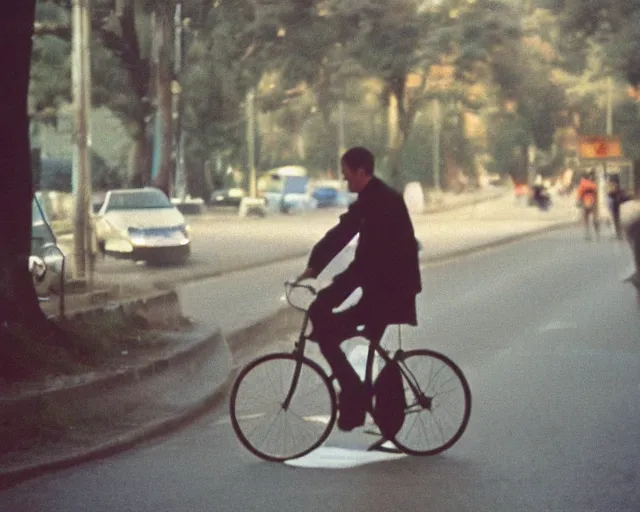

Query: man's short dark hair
left=341, top=147, right=375, bottom=176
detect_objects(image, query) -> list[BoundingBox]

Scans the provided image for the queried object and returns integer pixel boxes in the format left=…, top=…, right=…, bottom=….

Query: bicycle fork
left=281, top=316, right=311, bottom=410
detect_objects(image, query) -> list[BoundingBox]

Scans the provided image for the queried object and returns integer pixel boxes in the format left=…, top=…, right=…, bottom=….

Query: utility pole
left=173, top=2, right=186, bottom=202
left=432, top=98, right=441, bottom=191
left=71, top=0, right=92, bottom=281
left=246, top=88, right=256, bottom=198
left=599, top=76, right=614, bottom=224
left=606, top=76, right=613, bottom=136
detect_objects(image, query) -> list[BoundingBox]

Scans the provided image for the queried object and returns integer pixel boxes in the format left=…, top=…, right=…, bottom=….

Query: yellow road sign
left=578, top=136, right=622, bottom=159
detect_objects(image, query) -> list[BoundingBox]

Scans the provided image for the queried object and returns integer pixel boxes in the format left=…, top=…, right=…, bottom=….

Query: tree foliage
left=28, top=0, right=640, bottom=192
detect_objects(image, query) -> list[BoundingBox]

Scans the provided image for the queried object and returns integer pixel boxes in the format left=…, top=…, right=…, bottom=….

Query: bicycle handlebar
left=284, top=280, right=317, bottom=311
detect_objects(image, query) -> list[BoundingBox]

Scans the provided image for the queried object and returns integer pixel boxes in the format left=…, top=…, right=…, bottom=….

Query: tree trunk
left=0, top=3, right=39, bottom=326
left=387, top=90, right=412, bottom=192
left=0, top=3, right=94, bottom=384
left=128, top=128, right=151, bottom=187
left=153, top=6, right=174, bottom=198
left=0, top=3, right=54, bottom=380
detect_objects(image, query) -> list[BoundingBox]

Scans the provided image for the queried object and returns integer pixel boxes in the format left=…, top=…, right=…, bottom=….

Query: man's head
left=341, top=146, right=374, bottom=193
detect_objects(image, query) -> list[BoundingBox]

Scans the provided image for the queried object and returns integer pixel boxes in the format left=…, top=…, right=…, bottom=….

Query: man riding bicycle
left=296, top=146, right=422, bottom=431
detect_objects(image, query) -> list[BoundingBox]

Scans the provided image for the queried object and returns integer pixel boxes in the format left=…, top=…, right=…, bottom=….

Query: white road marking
left=538, top=320, right=579, bottom=333
left=285, top=446, right=405, bottom=469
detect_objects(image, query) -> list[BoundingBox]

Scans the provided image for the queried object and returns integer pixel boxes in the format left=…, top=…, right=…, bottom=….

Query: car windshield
left=106, top=190, right=172, bottom=211
left=283, top=176, right=308, bottom=195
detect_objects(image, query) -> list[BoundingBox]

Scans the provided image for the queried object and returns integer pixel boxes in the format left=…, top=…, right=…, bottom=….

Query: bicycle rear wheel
left=230, top=353, right=337, bottom=462
left=391, top=349, right=471, bottom=456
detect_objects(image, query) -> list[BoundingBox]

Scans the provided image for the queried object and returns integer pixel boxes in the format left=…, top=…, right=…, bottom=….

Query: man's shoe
left=337, top=392, right=366, bottom=432
left=337, top=408, right=366, bottom=432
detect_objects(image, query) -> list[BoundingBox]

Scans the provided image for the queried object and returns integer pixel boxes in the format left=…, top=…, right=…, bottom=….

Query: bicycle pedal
left=366, top=438, right=402, bottom=454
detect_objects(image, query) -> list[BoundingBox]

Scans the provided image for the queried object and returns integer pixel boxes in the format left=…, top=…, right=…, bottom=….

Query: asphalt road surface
left=2, top=227, right=638, bottom=512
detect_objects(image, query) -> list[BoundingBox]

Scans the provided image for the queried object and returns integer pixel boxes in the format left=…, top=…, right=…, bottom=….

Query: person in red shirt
left=576, top=169, right=599, bottom=240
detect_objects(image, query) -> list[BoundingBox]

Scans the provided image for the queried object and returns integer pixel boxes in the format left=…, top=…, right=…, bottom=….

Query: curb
left=0, top=325, right=223, bottom=406
left=40, top=289, right=184, bottom=330
left=420, top=190, right=505, bottom=215
left=0, top=372, right=236, bottom=491
left=0, top=306, right=311, bottom=489
left=0, top=326, right=229, bottom=490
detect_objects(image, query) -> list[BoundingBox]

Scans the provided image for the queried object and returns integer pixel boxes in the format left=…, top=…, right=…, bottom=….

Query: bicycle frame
left=282, top=281, right=429, bottom=415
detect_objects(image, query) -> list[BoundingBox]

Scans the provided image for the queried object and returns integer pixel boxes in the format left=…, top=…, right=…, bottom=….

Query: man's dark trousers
left=308, top=288, right=386, bottom=400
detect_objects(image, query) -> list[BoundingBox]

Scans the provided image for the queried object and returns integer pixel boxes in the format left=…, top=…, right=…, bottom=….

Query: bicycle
left=229, top=281, right=472, bottom=462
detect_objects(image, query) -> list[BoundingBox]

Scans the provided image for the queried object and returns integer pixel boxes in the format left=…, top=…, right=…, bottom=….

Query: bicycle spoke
left=405, top=408, right=422, bottom=439
left=429, top=410, right=446, bottom=445
left=419, top=414, right=432, bottom=448
left=434, top=402, right=461, bottom=432
left=256, top=407, right=285, bottom=451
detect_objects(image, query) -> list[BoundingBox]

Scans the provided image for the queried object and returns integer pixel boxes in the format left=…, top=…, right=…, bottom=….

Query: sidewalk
left=0, top=189, right=579, bottom=488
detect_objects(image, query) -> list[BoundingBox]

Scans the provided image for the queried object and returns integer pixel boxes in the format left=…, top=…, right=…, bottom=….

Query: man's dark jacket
left=308, top=176, right=422, bottom=326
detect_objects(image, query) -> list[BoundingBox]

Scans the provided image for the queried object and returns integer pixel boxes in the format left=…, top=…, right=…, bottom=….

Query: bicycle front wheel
left=229, top=353, right=337, bottom=462
left=392, top=349, right=471, bottom=456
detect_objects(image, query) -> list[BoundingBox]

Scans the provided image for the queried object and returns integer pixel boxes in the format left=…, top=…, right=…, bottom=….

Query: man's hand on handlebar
left=296, top=267, right=317, bottom=283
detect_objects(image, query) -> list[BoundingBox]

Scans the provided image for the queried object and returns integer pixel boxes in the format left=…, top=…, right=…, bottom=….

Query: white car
left=95, top=187, right=191, bottom=265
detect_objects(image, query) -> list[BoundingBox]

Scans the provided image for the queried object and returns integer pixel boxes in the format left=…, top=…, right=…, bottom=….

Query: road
left=2, top=227, right=638, bottom=511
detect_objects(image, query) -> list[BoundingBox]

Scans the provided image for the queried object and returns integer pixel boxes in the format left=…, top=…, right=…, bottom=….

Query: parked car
left=311, top=185, right=340, bottom=208
left=31, top=195, right=65, bottom=296
left=311, top=180, right=357, bottom=208
left=95, top=187, right=190, bottom=265
left=263, top=175, right=318, bottom=213
left=209, top=187, right=246, bottom=207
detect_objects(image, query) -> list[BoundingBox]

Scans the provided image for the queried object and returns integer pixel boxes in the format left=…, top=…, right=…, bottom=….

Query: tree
left=102, top=0, right=179, bottom=196
left=457, top=1, right=570, bottom=178
left=179, top=0, right=256, bottom=194
left=93, top=0, right=155, bottom=187
left=243, top=0, right=347, bottom=168
left=550, top=0, right=640, bottom=86
left=0, top=2, right=97, bottom=384
left=30, top=0, right=155, bottom=186
left=31, top=0, right=188, bottom=194
left=549, top=0, right=640, bottom=184
left=334, top=0, right=461, bottom=190
left=0, top=1, right=43, bottom=381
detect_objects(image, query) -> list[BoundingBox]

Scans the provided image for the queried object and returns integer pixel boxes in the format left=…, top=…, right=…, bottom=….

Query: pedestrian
left=532, top=174, right=551, bottom=211
left=576, top=169, right=599, bottom=240
left=561, top=166, right=574, bottom=196
left=621, top=194, right=640, bottom=287
left=295, top=146, right=422, bottom=431
left=607, top=174, right=629, bottom=239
